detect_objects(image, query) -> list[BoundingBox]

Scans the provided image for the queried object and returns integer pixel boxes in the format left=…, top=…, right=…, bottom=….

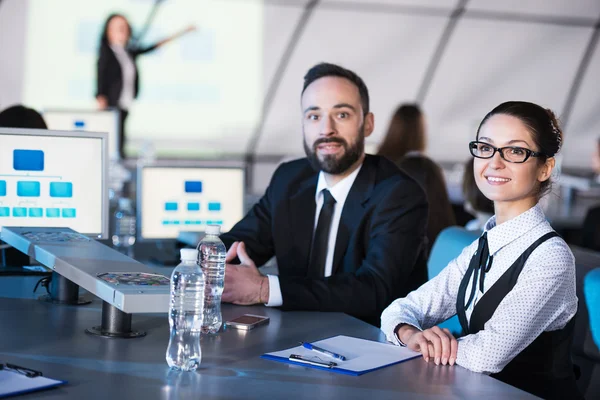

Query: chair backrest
left=428, top=226, right=480, bottom=279
left=582, top=206, right=600, bottom=252
left=584, top=268, right=600, bottom=349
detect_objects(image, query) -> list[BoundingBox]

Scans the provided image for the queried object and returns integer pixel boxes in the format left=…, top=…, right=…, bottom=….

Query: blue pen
left=300, top=342, right=347, bottom=361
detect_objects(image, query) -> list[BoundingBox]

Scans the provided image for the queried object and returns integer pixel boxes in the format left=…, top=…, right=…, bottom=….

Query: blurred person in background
left=0, top=104, right=47, bottom=129
left=377, top=103, right=455, bottom=254
left=96, top=13, right=195, bottom=158
left=462, top=158, right=494, bottom=231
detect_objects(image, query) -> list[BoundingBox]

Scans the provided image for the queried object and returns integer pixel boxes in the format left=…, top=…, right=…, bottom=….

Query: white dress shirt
left=265, top=164, right=363, bottom=307
left=381, top=203, right=577, bottom=374
left=110, top=44, right=136, bottom=110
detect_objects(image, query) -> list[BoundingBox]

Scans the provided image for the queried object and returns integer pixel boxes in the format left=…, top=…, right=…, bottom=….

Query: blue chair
left=427, top=226, right=480, bottom=335
left=584, top=268, right=600, bottom=349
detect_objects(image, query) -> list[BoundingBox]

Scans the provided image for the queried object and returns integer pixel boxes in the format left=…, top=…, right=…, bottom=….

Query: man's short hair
left=302, top=63, right=370, bottom=116
left=0, top=105, right=47, bottom=129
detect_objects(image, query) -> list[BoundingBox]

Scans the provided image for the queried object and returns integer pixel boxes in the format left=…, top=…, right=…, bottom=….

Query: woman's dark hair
left=302, top=62, right=370, bottom=116
left=0, top=105, right=47, bottom=129
left=99, top=13, right=132, bottom=49
left=463, top=158, right=494, bottom=214
left=476, top=101, right=563, bottom=198
left=377, top=104, right=425, bottom=161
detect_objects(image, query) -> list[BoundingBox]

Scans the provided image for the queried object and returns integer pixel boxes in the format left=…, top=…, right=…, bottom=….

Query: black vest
left=458, top=232, right=582, bottom=400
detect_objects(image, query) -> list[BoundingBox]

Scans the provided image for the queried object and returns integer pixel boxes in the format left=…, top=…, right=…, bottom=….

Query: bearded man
left=220, top=63, right=428, bottom=325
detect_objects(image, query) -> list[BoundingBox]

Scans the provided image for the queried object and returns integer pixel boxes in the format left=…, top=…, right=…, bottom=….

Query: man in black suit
left=221, top=63, right=428, bottom=325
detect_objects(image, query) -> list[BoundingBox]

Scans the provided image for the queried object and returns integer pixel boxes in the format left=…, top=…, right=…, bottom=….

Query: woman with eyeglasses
left=381, top=101, right=581, bottom=400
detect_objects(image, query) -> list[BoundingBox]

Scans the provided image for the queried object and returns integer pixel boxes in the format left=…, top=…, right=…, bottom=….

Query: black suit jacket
left=221, top=155, right=429, bottom=325
left=96, top=43, right=158, bottom=107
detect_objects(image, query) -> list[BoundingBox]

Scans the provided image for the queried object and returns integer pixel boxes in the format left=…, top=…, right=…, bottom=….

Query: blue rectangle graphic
left=62, top=208, right=76, bottom=218
left=29, top=208, right=43, bottom=217
left=165, top=202, right=178, bottom=211
left=50, top=182, right=73, bottom=198
left=46, top=208, right=60, bottom=218
left=0, top=180, right=5, bottom=196
left=13, top=207, right=27, bottom=217
left=74, top=120, right=85, bottom=128
left=13, top=149, right=44, bottom=171
left=17, top=181, right=41, bottom=197
left=187, top=202, right=200, bottom=211
left=208, top=202, right=221, bottom=212
left=185, top=181, right=202, bottom=193
left=0, top=207, right=9, bottom=217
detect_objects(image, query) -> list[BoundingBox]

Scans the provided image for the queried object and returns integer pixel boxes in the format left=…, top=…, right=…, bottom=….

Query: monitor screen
left=0, top=128, right=108, bottom=238
left=138, top=166, right=245, bottom=240
left=43, top=109, right=120, bottom=160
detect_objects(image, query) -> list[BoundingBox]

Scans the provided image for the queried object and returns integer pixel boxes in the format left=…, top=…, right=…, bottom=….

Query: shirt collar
left=315, top=163, right=363, bottom=204
left=483, top=203, right=547, bottom=255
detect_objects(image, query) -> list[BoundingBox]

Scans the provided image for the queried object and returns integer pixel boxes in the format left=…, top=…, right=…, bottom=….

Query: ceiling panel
left=560, top=41, right=600, bottom=169
left=422, top=19, right=591, bottom=164
left=468, top=0, right=600, bottom=20
left=322, top=0, right=458, bottom=10
left=263, top=3, right=306, bottom=92
left=256, top=9, right=448, bottom=155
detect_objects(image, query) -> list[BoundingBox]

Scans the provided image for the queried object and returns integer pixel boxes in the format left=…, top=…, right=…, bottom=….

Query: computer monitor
left=0, top=128, right=109, bottom=239
left=43, top=109, right=120, bottom=160
left=137, top=164, right=245, bottom=241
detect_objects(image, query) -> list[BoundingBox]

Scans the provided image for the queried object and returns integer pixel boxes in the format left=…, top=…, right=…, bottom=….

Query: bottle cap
left=180, top=248, right=199, bottom=261
left=118, top=198, right=132, bottom=209
left=205, top=225, right=221, bottom=235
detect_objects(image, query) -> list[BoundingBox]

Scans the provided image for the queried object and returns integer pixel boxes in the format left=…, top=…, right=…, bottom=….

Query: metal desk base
left=85, top=301, right=146, bottom=339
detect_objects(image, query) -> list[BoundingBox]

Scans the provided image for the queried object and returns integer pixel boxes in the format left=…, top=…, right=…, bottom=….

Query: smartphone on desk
left=225, top=314, right=270, bottom=330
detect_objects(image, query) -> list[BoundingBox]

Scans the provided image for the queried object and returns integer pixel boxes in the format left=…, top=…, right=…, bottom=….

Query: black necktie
left=308, top=189, right=336, bottom=278
left=456, top=232, right=494, bottom=334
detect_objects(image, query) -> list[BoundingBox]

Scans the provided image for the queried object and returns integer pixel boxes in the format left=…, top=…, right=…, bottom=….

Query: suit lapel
left=331, top=156, right=376, bottom=275
left=289, top=175, right=318, bottom=273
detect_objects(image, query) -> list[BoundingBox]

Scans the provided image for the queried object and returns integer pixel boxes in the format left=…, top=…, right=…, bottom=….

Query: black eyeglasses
left=469, top=141, right=546, bottom=164
left=0, top=363, right=43, bottom=378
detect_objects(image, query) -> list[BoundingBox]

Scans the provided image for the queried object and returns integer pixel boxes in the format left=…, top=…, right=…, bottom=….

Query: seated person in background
left=381, top=101, right=581, bottom=400
left=462, top=158, right=494, bottom=231
left=0, top=104, right=47, bottom=129
left=593, top=137, right=600, bottom=182
left=220, top=63, right=428, bottom=326
left=377, top=104, right=455, bottom=254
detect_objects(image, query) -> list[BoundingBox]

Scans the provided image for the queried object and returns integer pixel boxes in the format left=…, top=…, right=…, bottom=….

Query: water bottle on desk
left=197, top=225, right=226, bottom=334
left=112, top=198, right=136, bottom=256
left=166, top=248, right=205, bottom=371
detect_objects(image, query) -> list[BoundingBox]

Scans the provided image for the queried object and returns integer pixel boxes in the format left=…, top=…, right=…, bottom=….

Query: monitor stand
left=38, top=271, right=91, bottom=305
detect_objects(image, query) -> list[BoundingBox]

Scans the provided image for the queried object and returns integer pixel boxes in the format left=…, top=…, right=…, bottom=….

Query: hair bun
left=545, top=108, right=563, bottom=154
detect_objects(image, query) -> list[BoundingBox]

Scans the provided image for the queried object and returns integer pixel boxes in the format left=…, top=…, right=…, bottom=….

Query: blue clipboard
left=0, top=369, right=66, bottom=398
left=261, top=335, right=420, bottom=376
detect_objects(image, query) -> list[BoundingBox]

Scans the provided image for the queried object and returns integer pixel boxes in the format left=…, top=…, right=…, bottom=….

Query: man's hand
left=222, top=242, right=269, bottom=305
left=96, top=95, right=108, bottom=110
left=397, top=324, right=458, bottom=366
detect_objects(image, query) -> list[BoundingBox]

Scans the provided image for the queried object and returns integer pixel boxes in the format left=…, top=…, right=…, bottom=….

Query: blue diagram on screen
left=165, top=202, right=178, bottom=211
left=0, top=180, right=5, bottom=196
left=74, top=120, right=85, bottom=128
left=187, top=202, right=200, bottom=211
left=46, top=208, right=60, bottom=218
left=17, top=181, right=41, bottom=197
left=13, top=149, right=44, bottom=171
left=50, top=182, right=73, bottom=197
left=13, top=207, right=27, bottom=217
left=0, top=207, right=9, bottom=217
left=62, top=208, right=76, bottom=218
left=29, top=208, right=43, bottom=218
left=208, top=202, right=221, bottom=212
left=185, top=181, right=202, bottom=193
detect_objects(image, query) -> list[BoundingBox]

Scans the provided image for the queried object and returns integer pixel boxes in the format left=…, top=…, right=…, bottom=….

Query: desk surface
left=0, top=276, right=536, bottom=399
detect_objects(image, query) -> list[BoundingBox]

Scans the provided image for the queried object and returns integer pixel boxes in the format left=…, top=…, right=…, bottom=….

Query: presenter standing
left=96, top=13, right=195, bottom=158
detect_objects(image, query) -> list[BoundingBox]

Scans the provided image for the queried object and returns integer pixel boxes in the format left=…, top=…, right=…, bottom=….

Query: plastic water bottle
left=166, top=248, right=205, bottom=371
left=112, top=198, right=136, bottom=256
left=197, top=225, right=226, bottom=334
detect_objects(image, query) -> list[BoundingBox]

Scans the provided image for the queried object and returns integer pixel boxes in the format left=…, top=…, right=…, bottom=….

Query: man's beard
left=303, top=125, right=365, bottom=174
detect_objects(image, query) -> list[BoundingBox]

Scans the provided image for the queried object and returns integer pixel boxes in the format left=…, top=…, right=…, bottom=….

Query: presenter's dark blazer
left=220, top=154, right=429, bottom=325
left=95, top=43, right=158, bottom=107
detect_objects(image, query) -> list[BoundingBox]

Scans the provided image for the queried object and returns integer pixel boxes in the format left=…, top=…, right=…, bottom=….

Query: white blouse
left=381, top=203, right=578, bottom=374
left=110, top=44, right=136, bottom=110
